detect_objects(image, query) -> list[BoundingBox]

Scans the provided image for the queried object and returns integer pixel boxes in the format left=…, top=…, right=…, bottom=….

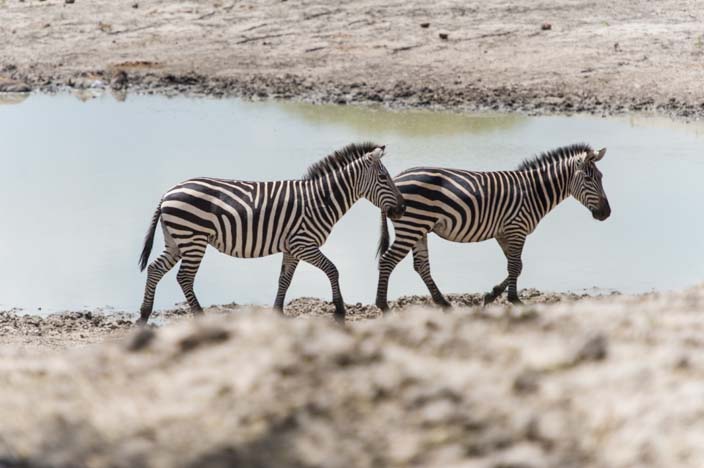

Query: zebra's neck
left=520, top=157, right=575, bottom=219
left=305, top=162, right=362, bottom=231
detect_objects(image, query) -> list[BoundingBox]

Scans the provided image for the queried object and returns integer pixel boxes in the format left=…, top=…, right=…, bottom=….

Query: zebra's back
left=393, top=167, right=524, bottom=243
left=160, top=177, right=305, bottom=258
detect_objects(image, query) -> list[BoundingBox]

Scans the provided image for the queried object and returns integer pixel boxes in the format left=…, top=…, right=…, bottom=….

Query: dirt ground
left=2, top=287, right=704, bottom=468
left=1, top=0, right=704, bottom=117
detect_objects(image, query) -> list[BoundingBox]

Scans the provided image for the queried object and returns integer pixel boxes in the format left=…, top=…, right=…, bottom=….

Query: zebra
left=137, top=142, right=406, bottom=325
left=375, top=143, right=611, bottom=310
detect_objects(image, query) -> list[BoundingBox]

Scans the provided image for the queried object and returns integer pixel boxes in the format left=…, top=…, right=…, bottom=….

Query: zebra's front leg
left=483, top=277, right=509, bottom=305
left=485, top=235, right=525, bottom=305
left=503, top=236, right=526, bottom=304
left=290, top=245, right=346, bottom=323
left=412, top=237, right=450, bottom=309
left=273, top=253, right=300, bottom=314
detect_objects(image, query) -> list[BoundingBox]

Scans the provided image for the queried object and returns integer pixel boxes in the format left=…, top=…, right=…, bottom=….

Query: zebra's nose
left=592, top=201, right=611, bottom=221
left=388, top=201, right=406, bottom=220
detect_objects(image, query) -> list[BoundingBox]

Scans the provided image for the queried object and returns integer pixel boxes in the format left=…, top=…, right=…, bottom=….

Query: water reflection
left=0, top=93, right=29, bottom=106
left=278, top=101, right=527, bottom=137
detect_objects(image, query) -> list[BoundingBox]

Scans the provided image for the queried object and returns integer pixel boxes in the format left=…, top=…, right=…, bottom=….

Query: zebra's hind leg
left=175, top=237, right=208, bottom=315
left=412, top=236, right=451, bottom=309
left=290, top=244, right=346, bottom=323
left=485, top=235, right=526, bottom=305
left=138, top=249, right=181, bottom=325
left=273, top=253, right=300, bottom=314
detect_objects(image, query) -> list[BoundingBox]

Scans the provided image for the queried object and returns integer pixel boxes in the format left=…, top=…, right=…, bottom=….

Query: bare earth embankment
left=1, top=0, right=704, bottom=117
left=2, top=288, right=704, bottom=468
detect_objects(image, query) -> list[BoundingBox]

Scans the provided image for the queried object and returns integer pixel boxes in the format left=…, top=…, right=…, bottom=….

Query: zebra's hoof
left=333, top=313, right=346, bottom=325
left=135, top=317, right=148, bottom=327
left=508, top=297, right=524, bottom=305
left=375, top=301, right=390, bottom=313
left=483, top=293, right=497, bottom=305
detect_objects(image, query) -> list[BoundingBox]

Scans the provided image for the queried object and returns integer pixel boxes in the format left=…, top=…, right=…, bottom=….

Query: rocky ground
left=3, top=288, right=704, bottom=467
left=1, top=0, right=704, bottom=118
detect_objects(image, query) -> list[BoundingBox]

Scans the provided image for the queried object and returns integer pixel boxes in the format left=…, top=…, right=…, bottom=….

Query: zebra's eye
left=379, top=173, right=388, bottom=181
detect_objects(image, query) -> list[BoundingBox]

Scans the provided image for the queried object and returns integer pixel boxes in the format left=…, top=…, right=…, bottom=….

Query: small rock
left=439, top=33, right=449, bottom=40
left=178, top=325, right=230, bottom=352
left=574, top=333, right=608, bottom=363
left=513, top=369, right=540, bottom=395
left=675, top=355, right=690, bottom=370
left=127, top=328, right=156, bottom=352
left=541, top=23, right=552, bottom=31
left=65, top=0, right=75, bottom=4
left=110, top=70, right=128, bottom=90
left=132, top=2, right=139, bottom=7
left=420, top=22, right=430, bottom=28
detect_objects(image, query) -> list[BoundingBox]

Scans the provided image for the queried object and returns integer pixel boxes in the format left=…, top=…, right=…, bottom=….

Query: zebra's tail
left=139, top=205, right=162, bottom=272
left=376, top=212, right=390, bottom=258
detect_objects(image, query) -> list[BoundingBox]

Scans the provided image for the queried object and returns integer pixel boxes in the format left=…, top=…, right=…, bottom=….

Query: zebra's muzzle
left=591, top=201, right=611, bottom=221
left=387, top=201, right=406, bottom=220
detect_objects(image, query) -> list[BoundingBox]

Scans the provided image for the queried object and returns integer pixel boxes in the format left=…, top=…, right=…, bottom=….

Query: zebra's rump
left=392, top=167, right=521, bottom=243
left=160, top=177, right=305, bottom=258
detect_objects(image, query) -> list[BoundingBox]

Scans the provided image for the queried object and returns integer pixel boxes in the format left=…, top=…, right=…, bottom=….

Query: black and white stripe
left=138, top=142, right=405, bottom=324
left=375, top=143, right=611, bottom=310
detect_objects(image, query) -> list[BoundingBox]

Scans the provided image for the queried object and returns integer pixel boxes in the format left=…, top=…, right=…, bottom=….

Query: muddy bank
left=0, top=289, right=591, bottom=341
left=2, top=0, right=704, bottom=118
left=1, top=286, right=703, bottom=467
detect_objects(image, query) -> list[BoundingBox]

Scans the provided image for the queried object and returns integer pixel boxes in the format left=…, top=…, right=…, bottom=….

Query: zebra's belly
left=210, top=239, right=284, bottom=259
left=432, top=217, right=499, bottom=244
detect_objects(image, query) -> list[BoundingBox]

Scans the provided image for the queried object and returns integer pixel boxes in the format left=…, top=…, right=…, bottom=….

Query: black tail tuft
left=139, top=205, right=161, bottom=271
left=376, top=212, right=390, bottom=258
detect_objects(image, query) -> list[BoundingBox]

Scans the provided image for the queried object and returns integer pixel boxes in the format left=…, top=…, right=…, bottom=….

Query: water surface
left=1, top=94, right=703, bottom=313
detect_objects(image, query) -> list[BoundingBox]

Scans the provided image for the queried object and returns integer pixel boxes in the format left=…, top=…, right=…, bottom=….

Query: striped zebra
left=375, top=143, right=611, bottom=310
left=137, top=142, right=406, bottom=325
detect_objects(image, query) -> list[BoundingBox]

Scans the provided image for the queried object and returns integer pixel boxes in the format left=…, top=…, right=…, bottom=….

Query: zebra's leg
left=290, top=245, right=346, bottom=323
left=273, top=253, right=300, bottom=313
left=138, top=249, right=181, bottom=325
left=485, top=235, right=526, bottom=305
left=483, top=277, right=509, bottom=305
left=175, top=237, right=208, bottom=314
left=375, top=238, right=416, bottom=312
left=412, top=236, right=451, bottom=309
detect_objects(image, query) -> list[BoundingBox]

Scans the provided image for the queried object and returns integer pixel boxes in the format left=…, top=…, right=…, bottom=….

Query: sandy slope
left=1, top=0, right=704, bottom=117
left=1, top=287, right=704, bottom=468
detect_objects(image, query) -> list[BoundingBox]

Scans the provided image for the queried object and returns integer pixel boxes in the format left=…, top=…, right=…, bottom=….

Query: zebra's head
left=359, top=146, right=406, bottom=220
left=570, top=147, right=611, bottom=221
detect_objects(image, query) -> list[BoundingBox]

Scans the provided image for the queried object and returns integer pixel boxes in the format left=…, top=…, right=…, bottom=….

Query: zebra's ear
left=594, top=147, right=606, bottom=161
left=368, top=147, right=385, bottom=161
left=585, top=147, right=606, bottom=163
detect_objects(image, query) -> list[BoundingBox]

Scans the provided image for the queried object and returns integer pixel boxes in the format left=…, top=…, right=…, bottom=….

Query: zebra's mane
left=517, top=143, right=593, bottom=171
left=304, top=142, right=380, bottom=180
